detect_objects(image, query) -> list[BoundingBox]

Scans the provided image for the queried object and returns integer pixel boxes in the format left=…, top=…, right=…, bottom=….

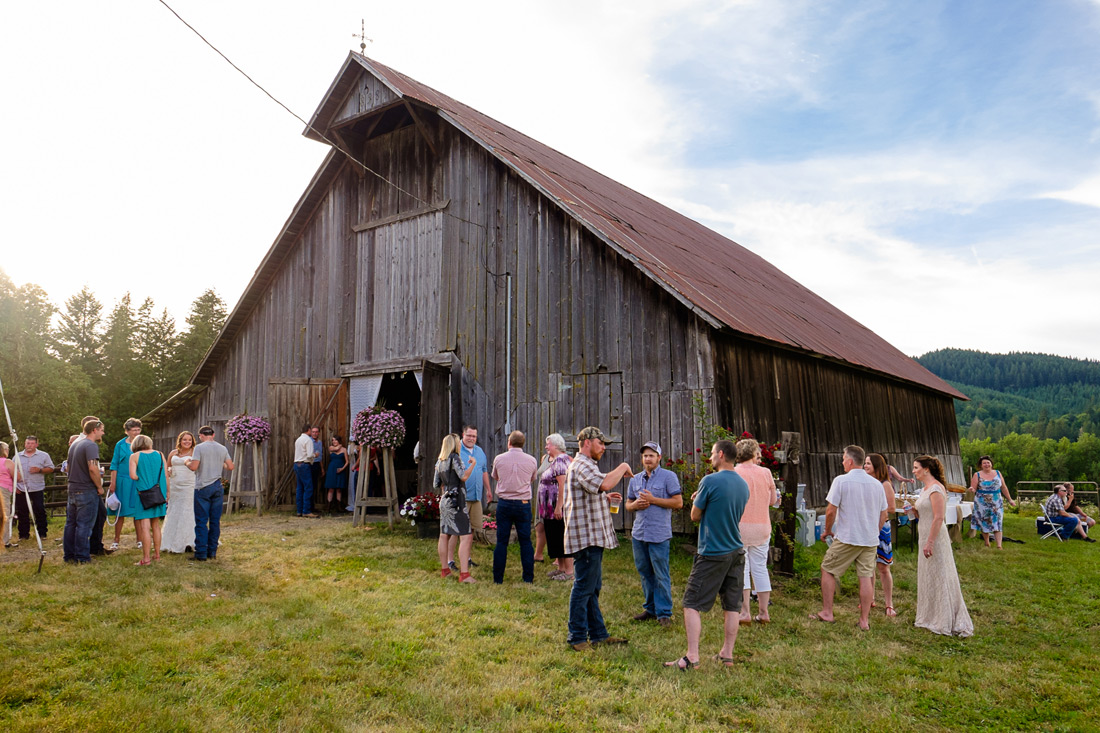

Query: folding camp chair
left=1037, top=510, right=1064, bottom=541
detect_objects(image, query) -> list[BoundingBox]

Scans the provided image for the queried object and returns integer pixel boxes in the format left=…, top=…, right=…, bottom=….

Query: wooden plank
left=352, top=199, right=450, bottom=232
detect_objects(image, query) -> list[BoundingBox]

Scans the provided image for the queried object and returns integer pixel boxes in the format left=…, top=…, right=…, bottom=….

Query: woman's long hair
left=914, top=455, right=946, bottom=486
left=867, top=453, right=890, bottom=483
left=437, top=433, right=460, bottom=462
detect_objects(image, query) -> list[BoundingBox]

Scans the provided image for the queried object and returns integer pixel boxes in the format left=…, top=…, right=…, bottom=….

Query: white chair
left=1037, top=508, right=1064, bottom=541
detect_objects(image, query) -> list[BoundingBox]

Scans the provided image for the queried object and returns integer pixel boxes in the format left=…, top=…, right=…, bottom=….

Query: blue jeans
left=194, top=480, right=224, bottom=560
left=294, top=463, right=314, bottom=515
left=568, top=546, right=608, bottom=644
left=63, top=490, right=100, bottom=562
left=493, top=498, right=534, bottom=583
left=632, top=538, right=672, bottom=618
left=1050, top=514, right=1081, bottom=538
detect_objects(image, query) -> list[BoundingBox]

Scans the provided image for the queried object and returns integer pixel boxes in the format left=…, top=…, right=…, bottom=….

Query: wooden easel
left=353, top=447, right=397, bottom=528
left=227, top=442, right=265, bottom=516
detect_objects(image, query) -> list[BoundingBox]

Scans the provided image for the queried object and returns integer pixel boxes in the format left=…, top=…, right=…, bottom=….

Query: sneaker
left=137, top=541, right=143, bottom=549
left=1085, top=537, right=1096, bottom=543
left=592, top=636, right=628, bottom=647
left=467, top=559, right=479, bottom=567
left=448, top=560, right=459, bottom=572
left=109, top=542, right=119, bottom=551
left=3, top=542, right=17, bottom=548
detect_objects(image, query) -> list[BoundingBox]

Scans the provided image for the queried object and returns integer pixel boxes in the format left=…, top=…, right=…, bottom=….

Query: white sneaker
left=137, top=541, right=143, bottom=549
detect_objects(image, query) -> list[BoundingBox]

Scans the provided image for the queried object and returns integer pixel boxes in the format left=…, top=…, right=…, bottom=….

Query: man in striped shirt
left=563, top=426, right=633, bottom=651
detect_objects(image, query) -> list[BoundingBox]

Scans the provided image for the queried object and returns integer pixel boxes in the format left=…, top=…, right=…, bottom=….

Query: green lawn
left=1, top=511, right=1097, bottom=732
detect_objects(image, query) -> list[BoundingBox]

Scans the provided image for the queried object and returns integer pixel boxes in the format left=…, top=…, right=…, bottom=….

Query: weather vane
left=354, top=20, right=373, bottom=54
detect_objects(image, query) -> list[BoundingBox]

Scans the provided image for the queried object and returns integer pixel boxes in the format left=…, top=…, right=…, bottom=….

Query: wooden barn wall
left=712, top=333, right=963, bottom=507
left=153, top=122, right=445, bottom=497
left=438, top=126, right=717, bottom=532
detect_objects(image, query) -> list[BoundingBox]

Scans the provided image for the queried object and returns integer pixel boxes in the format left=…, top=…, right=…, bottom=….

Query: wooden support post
left=227, top=443, right=265, bottom=516
left=227, top=444, right=244, bottom=514
left=775, top=431, right=801, bottom=576
left=352, top=447, right=398, bottom=528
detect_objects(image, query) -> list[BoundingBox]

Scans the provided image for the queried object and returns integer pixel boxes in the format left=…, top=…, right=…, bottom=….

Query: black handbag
left=137, top=455, right=167, bottom=510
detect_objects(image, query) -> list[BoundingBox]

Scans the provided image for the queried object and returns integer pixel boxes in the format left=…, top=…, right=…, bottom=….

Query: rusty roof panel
left=349, top=55, right=964, bottom=400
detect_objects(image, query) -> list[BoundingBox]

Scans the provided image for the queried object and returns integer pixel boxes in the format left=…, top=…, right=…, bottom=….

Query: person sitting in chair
left=1044, top=485, right=1094, bottom=542
left=1064, top=484, right=1096, bottom=532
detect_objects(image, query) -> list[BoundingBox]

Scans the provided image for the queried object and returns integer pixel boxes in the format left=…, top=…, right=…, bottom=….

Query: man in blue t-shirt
left=664, top=439, right=749, bottom=670
left=449, top=425, right=491, bottom=569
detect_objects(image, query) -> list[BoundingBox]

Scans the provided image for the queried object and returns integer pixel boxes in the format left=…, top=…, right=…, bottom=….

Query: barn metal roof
left=306, top=54, right=965, bottom=400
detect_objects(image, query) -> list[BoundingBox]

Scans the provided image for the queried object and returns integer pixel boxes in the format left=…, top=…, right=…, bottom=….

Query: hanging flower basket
left=225, top=414, right=271, bottom=444
left=351, top=406, right=406, bottom=449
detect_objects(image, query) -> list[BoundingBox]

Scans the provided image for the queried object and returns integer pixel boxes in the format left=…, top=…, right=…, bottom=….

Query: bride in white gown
left=162, top=431, right=197, bottom=554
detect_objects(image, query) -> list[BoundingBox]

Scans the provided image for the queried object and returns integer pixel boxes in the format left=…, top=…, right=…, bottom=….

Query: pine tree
left=53, top=286, right=104, bottom=376
left=166, top=289, right=228, bottom=389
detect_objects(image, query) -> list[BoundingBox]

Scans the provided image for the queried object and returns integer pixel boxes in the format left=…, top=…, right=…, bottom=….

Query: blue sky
left=2, top=0, right=1098, bottom=360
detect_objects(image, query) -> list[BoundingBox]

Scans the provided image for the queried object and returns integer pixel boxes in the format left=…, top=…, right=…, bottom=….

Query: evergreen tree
left=167, top=289, right=227, bottom=388
left=53, top=286, right=104, bottom=376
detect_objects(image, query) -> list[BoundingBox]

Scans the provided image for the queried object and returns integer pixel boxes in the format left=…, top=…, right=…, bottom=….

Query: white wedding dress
left=162, top=454, right=197, bottom=553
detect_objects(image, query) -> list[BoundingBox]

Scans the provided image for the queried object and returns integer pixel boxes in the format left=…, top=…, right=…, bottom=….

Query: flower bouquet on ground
left=400, top=492, right=440, bottom=526
left=351, top=406, right=406, bottom=449
left=483, top=512, right=497, bottom=531
left=225, top=413, right=271, bottom=444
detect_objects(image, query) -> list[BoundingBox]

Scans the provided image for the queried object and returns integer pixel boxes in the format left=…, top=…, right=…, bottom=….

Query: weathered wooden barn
left=142, top=52, right=966, bottom=517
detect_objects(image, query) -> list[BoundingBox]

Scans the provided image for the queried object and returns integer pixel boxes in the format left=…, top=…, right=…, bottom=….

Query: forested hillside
left=917, top=349, right=1100, bottom=441
left=0, top=268, right=226, bottom=459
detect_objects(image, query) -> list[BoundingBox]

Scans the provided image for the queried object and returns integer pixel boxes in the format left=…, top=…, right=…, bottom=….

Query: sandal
left=753, top=615, right=770, bottom=625
left=134, top=559, right=152, bottom=567
left=713, top=654, right=735, bottom=668
left=808, top=613, right=835, bottom=623
left=441, top=568, right=453, bottom=579
left=663, top=655, right=697, bottom=671
left=885, top=606, right=897, bottom=617
left=738, top=617, right=752, bottom=626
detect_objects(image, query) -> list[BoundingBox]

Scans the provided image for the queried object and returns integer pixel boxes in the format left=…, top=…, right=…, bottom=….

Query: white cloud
left=1040, top=175, right=1100, bottom=209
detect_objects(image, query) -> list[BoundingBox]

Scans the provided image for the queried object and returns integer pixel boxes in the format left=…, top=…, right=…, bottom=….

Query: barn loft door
left=418, top=360, right=450, bottom=495
left=354, top=211, right=443, bottom=364
left=267, top=378, right=348, bottom=506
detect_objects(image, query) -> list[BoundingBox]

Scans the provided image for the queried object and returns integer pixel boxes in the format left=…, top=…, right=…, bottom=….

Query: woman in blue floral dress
left=968, top=455, right=1016, bottom=549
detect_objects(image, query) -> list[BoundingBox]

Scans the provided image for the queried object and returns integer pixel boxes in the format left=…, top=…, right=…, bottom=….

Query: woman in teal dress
left=127, top=435, right=168, bottom=566
left=109, top=418, right=143, bottom=550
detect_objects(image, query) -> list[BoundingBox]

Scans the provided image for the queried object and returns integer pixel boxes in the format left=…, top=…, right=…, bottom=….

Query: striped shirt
left=563, top=454, right=618, bottom=554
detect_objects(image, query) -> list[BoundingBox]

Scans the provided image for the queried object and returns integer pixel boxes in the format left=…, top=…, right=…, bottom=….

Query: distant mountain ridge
left=916, top=349, right=1100, bottom=441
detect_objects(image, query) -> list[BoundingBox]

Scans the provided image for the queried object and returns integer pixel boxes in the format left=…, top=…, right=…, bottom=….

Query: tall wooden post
left=774, top=431, right=801, bottom=576
left=226, top=442, right=265, bottom=516
left=227, top=444, right=244, bottom=514
left=353, top=447, right=398, bottom=528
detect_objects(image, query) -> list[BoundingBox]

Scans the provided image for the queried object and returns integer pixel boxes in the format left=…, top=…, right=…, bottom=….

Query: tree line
left=0, top=268, right=226, bottom=460
left=961, top=432, right=1100, bottom=491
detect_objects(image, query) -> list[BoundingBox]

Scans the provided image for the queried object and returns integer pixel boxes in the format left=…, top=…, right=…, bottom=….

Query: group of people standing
left=293, top=424, right=365, bottom=518
left=30, top=415, right=235, bottom=565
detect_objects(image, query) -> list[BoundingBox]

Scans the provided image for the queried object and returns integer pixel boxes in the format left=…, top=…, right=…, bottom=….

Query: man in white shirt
left=293, top=424, right=317, bottom=518
left=810, top=445, right=888, bottom=630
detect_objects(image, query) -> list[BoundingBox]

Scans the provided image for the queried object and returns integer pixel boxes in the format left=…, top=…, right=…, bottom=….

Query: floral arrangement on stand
left=400, top=492, right=440, bottom=525
left=225, top=413, right=272, bottom=444
left=351, top=406, right=406, bottom=449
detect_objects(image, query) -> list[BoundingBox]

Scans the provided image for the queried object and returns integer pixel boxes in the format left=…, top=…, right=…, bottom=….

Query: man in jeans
left=563, top=426, right=633, bottom=651
left=294, top=424, right=317, bottom=518
left=491, top=430, right=539, bottom=583
left=16, top=435, right=54, bottom=541
left=625, top=441, right=682, bottom=628
left=63, top=420, right=106, bottom=563
left=184, top=426, right=234, bottom=561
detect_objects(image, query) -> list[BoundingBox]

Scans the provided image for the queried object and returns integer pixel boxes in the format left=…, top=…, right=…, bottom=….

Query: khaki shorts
left=467, top=500, right=484, bottom=538
left=820, top=540, right=877, bottom=579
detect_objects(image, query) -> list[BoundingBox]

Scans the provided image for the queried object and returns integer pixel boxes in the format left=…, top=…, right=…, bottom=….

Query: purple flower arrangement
left=351, top=406, right=406, bottom=449
left=225, top=413, right=272, bottom=445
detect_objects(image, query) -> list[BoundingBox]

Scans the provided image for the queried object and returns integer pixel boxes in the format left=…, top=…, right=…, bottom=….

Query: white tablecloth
left=945, top=501, right=973, bottom=526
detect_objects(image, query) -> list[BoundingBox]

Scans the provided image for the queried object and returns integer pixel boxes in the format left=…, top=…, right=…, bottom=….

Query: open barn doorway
left=375, top=372, right=421, bottom=504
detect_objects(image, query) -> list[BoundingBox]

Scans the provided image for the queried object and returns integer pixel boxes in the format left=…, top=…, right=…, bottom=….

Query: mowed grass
left=1, top=510, right=1098, bottom=732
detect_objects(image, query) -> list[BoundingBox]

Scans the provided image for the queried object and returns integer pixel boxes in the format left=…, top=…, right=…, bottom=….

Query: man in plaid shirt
left=563, top=426, right=634, bottom=651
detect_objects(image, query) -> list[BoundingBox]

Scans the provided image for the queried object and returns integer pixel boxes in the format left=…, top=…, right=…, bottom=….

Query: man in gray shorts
left=665, top=439, right=749, bottom=670
left=810, top=444, right=888, bottom=630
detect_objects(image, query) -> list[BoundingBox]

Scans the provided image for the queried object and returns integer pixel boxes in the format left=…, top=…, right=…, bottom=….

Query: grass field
left=1, top=509, right=1097, bottom=732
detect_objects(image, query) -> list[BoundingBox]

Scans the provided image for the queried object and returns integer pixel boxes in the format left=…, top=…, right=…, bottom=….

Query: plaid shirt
left=1045, top=494, right=1065, bottom=519
left=563, top=453, right=618, bottom=554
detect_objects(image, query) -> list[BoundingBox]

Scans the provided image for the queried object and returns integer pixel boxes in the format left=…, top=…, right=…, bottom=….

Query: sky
left=3, top=0, right=1099, bottom=361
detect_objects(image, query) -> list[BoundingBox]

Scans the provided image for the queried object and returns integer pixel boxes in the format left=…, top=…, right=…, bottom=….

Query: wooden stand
left=227, top=443, right=265, bottom=516
left=353, top=447, right=398, bottom=528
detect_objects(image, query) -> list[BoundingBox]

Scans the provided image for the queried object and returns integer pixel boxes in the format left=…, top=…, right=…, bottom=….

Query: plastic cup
left=609, top=500, right=620, bottom=514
